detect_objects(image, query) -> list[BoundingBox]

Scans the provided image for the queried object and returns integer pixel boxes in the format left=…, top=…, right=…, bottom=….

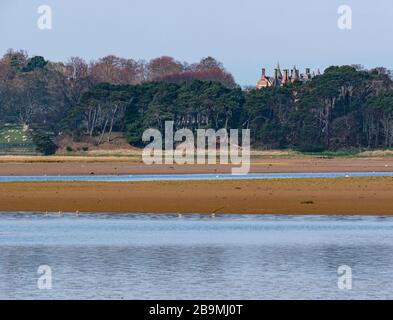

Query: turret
left=291, top=66, right=299, bottom=82
left=275, top=62, right=282, bottom=79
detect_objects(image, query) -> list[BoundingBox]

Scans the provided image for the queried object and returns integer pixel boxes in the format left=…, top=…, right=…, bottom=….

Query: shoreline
left=1, top=177, right=393, bottom=215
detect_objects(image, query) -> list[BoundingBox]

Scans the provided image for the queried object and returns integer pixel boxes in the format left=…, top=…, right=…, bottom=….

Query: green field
left=0, top=124, right=37, bottom=154
left=0, top=124, right=32, bottom=144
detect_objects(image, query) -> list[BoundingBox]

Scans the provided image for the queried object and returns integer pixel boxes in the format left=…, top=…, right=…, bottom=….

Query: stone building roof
left=256, top=63, right=317, bottom=89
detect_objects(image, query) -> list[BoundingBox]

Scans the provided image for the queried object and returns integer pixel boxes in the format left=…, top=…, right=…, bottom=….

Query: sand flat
left=1, top=157, right=393, bottom=175
left=1, top=177, right=393, bottom=215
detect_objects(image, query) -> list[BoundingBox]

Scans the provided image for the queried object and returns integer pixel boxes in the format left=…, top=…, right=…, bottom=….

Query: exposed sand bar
left=1, top=157, right=393, bottom=175
left=1, top=177, right=393, bottom=215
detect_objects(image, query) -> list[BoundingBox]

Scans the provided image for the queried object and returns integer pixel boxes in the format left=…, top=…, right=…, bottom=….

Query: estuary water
left=1, top=171, right=393, bottom=182
left=0, top=213, right=393, bottom=299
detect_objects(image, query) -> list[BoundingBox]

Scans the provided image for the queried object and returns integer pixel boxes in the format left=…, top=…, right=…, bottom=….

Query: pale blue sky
left=0, top=0, right=392, bottom=85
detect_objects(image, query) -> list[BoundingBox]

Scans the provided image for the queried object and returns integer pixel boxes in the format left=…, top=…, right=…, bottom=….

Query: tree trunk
left=107, top=105, right=119, bottom=143
left=98, top=118, right=109, bottom=145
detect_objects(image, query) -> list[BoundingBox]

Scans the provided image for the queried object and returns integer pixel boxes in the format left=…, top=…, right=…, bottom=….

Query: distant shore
left=1, top=177, right=393, bottom=215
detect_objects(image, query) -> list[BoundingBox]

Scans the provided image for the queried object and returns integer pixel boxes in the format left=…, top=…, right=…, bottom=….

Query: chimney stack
left=261, top=68, right=266, bottom=78
left=282, top=69, right=288, bottom=85
left=305, top=68, right=310, bottom=79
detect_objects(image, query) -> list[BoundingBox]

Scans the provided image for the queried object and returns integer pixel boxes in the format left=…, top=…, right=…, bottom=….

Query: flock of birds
left=43, top=211, right=217, bottom=218
left=44, top=210, right=80, bottom=216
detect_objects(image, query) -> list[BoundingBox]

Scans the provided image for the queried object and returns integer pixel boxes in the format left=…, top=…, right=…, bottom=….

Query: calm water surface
left=0, top=213, right=393, bottom=299
left=1, top=171, right=393, bottom=182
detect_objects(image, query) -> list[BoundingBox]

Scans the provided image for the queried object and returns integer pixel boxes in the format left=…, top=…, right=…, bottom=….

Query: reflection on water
left=0, top=213, right=393, bottom=299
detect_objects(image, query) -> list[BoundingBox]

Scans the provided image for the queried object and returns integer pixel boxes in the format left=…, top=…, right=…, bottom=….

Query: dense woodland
left=1, top=49, right=393, bottom=154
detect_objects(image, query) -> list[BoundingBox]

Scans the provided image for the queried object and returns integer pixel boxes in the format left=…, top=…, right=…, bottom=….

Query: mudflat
left=1, top=177, right=393, bottom=215
left=1, top=156, right=393, bottom=175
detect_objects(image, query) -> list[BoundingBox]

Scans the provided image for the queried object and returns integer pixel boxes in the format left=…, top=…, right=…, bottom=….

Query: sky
left=0, top=0, right=392, bottom=86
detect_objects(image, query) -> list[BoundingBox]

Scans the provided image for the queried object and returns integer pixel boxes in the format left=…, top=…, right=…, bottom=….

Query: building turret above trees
left=256, top=64, right=320, bottom=89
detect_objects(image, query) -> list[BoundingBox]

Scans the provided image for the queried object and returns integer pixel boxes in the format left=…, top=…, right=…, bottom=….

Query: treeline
left=0, top=50, right=235, bottom=153
left=1, top=49, right=393, bottom=153
left=69, top=65, right=393, bottom=152
left=67, top=81, right=244, bottom=147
